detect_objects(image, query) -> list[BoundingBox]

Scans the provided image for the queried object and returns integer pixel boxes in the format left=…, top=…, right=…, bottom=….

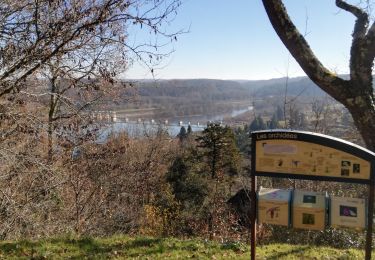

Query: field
left=0, top=235, right=368, bottom=259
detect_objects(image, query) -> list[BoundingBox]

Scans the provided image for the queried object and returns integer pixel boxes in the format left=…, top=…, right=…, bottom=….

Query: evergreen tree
left=196, top=123, right=240, bottom=179
left=249, top=116, right=267, bottom=131
left=234, top=126, right=251, bottom=154
left=276, top=105, right=284, bottom=121
left=249, top=117, right=259, bottom=131
left=269, top=114, right=280, bottom=129
left=187, top=125, right=193, bottom=135
left=166, top=156, right=208, bottom=207
left=177, top=126, right=187, bottom=142
left=258, top=116, right=266, bottom=129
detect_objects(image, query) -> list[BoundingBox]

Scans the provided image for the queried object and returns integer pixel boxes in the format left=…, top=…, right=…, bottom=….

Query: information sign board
left=250, top=130, right=375, bottom=260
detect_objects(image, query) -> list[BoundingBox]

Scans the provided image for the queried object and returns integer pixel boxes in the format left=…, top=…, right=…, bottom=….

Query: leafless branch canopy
left=0, top=0, right=182, bottom=97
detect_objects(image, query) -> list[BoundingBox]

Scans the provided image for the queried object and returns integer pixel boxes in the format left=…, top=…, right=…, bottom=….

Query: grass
left=0, top=235, right=370, bottom=259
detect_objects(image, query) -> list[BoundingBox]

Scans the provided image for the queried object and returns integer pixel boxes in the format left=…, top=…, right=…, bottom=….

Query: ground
left=0, top=235, right=369, bottom=259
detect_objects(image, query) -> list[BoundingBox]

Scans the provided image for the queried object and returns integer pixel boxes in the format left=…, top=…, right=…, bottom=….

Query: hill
left=238, top=76, right=327, bottom=97
left=108, top=76, right=329, bottom=121
left=130, top=76, right=328, bottom=102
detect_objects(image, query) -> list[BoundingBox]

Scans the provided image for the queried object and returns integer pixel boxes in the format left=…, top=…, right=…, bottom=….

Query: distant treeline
left=131, top=77, right=330, bottom=100
left=101, top=75, right=375, bottom=120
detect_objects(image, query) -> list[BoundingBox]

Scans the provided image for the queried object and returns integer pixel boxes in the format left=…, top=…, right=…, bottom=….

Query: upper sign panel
left=253, top=131, right=374, bottom=181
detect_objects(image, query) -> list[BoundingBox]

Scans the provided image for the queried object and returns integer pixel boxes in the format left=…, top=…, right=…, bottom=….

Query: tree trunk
left=262, top=0, right=375, bottom=151
left=346, top=91, right=375, bottom=151
left=47, top=77, right=57, bottom=163
left=47, top=121, right=53, bottom=162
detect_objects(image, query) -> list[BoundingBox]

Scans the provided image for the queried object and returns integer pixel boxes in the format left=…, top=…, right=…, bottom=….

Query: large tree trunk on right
left=346, top=89, right=375, bottom=151
left=262, top=0, right=375, bottom=151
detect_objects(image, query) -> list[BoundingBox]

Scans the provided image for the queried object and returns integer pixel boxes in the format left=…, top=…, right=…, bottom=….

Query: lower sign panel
left=330, top=196, right=366, bottom=230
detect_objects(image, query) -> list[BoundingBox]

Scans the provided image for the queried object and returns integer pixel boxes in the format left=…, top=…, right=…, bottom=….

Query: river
left=97, top=106, right=253, bottom=141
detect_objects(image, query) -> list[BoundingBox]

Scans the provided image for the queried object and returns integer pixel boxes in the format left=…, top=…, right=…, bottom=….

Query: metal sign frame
left=250, top=130, right=375, bottom=260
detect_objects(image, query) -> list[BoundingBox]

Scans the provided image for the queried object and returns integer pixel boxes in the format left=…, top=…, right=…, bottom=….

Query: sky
left=124, top=0, right=359, bottom=80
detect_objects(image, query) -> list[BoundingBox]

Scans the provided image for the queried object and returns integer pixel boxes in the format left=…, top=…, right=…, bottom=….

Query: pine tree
left=269, top=114, right=279, bottom=129
left=249, top=116, right=267, bottom=131
left=258, top=116, right=266, bottom=129
left=166, top=156, right=207, bottom=207
left=196, top=123, right=241, bottom=239
left=187, top=124, right=193, bottom=135
left=249, top=117, right=259, bottom=131
left=196, top=123, right=240, bottom=179
left=177, top=126, right=187, bottom=142
left=234, top=126, right=251, bottom=154
left=276, top=105, right=284, bottom=121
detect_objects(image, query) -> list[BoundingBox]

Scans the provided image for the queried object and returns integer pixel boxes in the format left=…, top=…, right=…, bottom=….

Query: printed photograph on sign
left=340, top=205, right=358, bottom=218
left=303, top=195, right=316, bottom=204
left=353, top=164, right=360, bottom=174
left=266, top=207, right=280, bottom=219
left=341, top=169, right=350, bottom=176
left=341, top=161, right=351, bottom=167
left=302, top=213, right=315, bottom=225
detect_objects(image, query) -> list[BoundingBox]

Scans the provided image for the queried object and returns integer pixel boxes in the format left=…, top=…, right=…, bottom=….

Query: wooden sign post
left=250, top=130, right=375, bottom=260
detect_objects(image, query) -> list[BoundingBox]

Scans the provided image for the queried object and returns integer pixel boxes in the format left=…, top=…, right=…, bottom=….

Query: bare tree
left=0, top=0, right=183, bottom=166
left=37, top=31, right=127, bottom=161
left=262, top=0, right=375, bottom=150
left=0, top=0, right=183, bottom=238
left=309, top=96, right=343, bottom=134
left=0, top=0, right=182, bottom=98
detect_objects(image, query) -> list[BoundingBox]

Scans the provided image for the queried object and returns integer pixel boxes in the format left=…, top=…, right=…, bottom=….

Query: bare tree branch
left=263, top=0, right=375, bottom=150
left=262, top=0, right=351, bottom=105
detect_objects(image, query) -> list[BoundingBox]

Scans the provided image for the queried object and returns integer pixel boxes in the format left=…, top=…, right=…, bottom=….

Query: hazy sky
left=125, top=0, right=358, bottom=80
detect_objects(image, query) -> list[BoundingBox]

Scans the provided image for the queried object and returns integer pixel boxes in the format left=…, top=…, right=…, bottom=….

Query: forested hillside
left=130, top=77, right=328, bottom=102
left=106, top=77, right=333, bottom=120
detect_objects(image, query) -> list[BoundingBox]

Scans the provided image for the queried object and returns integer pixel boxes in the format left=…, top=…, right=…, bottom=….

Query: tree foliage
left=166, top=156, right=208, bottom=209
left=249, top=116, right=266, bottom=131
left=177, top=126, right=187, bottom=142
left=196, top=123, right=240, bottom=179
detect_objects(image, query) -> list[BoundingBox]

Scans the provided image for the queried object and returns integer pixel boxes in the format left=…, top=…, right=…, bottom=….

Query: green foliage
left=234, top=125, right=251, bottom=154
left=249, top=116, right=267, bottom=131
left=196, top=123, right=240, bottom=179
left=268, top=114, right=280, bottom=129
left=187, top=124, right=193, bottom=135
left=163, top=156, right=211, bottom=236
left=177, top=126, right=187, bottom=141
left=166, top=157, right=208, bottom=208
left=276, top=105, right=284, bottom=121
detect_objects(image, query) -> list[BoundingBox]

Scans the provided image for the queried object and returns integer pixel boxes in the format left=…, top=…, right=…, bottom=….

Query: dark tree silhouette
left=249, top=116, right=266, bottom=131
left=178, top=126, right=187, bottom=142
left=187, top=125, right=193, bottom=135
